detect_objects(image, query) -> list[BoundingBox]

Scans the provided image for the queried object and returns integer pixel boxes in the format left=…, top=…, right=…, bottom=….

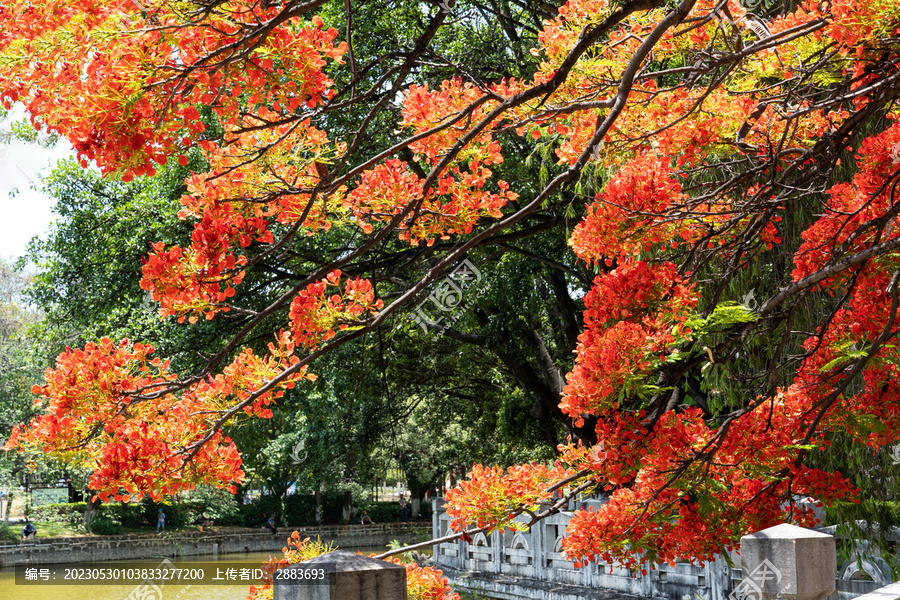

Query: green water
left=0, top=547, right=387, bottom=600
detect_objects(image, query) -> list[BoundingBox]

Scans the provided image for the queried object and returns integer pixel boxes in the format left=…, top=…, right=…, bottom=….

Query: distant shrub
left=320, top=492, right=345, bottom=524
left=113, top=502, right=146, bottom=527
left=30, top=502, right=87, bottom=526
left=365, top=501, right=403, bottom=523
left=142, top=498, right=188, bottom=528
left=30, top=501, right=125, bottom=528
left=90, top=515, right=121, bottom=535
left=284, top=494, right=317, bottom=526
left=182, top=486, right=243, bottom=526
left=240, top=494, right=282, bottom=528
left=358, top=498, right=432, bottom=523
left=0, top=523, right=18, bottom=543
left=28, top=495, right=250, bottom=531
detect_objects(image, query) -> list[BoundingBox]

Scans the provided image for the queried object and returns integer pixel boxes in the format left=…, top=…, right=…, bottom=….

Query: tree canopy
left=3, top=0, right=900, bottom=574
left=21, top=154, right=558, bottom=505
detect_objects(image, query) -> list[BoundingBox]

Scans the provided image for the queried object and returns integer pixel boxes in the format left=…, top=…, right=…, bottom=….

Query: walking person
left=156, top=508, right=166, bottom=533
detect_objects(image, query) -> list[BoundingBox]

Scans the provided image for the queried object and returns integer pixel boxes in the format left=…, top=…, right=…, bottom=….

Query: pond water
left=0, top=547, right=388, bottom=600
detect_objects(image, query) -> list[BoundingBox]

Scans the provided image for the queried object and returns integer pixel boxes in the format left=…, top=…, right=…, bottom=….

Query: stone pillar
left=739, top=523, right=835, bottom=600
left=491, top=529, right=501, bottom=570
left=431, top=498, right=440, bottom=541
left=273, top=550, right=406, bottom=600
left=706, top=553, right=732, bottom=600
left=532, top=517, right=545, bottom=581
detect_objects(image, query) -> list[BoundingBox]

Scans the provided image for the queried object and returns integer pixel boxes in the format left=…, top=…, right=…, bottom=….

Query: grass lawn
left=29, top=521, right=87, bottom=537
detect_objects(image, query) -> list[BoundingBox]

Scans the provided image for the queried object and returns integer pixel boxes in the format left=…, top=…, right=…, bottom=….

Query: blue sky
left=0, top=105, right=75, bottom=263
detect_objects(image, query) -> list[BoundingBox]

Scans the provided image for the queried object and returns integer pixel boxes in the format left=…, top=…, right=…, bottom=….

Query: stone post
left=273, top=550, right=406, bottom=600
left=739, top=523, right=835, bottom=600
left=432, top=498, right=440, bottom=544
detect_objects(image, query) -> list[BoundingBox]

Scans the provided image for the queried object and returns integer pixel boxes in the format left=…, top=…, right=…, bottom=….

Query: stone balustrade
left=429, top=498, right=885, bottom=600
left=262, top=499, right=900, bottom=600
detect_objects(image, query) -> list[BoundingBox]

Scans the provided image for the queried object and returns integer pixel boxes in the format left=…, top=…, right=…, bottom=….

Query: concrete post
left=706, top=553, right=732, bottom=600
left=273, top=550, right=406, bottom=600
left=432, top=498, right=444, bottom=533
left=532, top=517, right=544, bottom=581
left=739, top=523, right=835, bottom=600
left=491, top=529, right=501, bottom=570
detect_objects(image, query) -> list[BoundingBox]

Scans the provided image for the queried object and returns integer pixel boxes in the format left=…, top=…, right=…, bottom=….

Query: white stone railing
left=269, top=499, right=900, bottom=600
left=430, top=498, right=890, bottom=600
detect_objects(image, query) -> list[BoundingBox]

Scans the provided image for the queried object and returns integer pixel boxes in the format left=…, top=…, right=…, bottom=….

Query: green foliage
left=283, top=494, right=317, bottom=526
left=0, top=109, right=58, bottom=148
left=364, top=502, right=395, bottom=524
left=90, top=514, right=121, bottom=535
left=362, top=501, right=420, bottom=524
left=14, top=100, right=583, bottom=516
left=809, top=436, right=900, bottom=578
left=29, top=502, right=89, bottom=527
left=181, top=485, right=242, bottom=526
left=0, top=522, right=18, bottom=543
left=320, top=492, right=345, bottom=524
left=0, top=3, right=604, bottom=534
left=386, top=539, right=415, bottom=562
left=21, top=159, right=204, bottom=369
left=240, top=494, right=283, bottom=527
left=0, top=259, right=45, bottom=492
left=5, top=0, right=900, bottom=570
left=114, top=502, right=147, bottom=528
left=29, top=501, right=132, bottom=531
left=29, top=496, right=241, bottom=532
left=142, top=498, right=188, bottom=528
left=685, top=303, right=759, bottom=334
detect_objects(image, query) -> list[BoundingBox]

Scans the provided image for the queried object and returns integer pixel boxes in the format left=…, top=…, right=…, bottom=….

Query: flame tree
left=3, top=0, right=900, bottom=568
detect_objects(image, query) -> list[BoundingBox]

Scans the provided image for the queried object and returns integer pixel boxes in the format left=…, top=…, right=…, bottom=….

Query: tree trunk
left=2, top=491, right=10, bottom=524
left=83, top=495, right=101, bottom=530
left=314, top=487, right=322, bottom=524
left=342, top=490, right=353, bottom=523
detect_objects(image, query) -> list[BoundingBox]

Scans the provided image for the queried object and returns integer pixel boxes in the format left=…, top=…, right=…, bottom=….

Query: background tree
left=0, top=259, right=44, bottom=513
left=21, top=151, right=561, bottom=516
left=3, top=0, right=900, bottom=570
